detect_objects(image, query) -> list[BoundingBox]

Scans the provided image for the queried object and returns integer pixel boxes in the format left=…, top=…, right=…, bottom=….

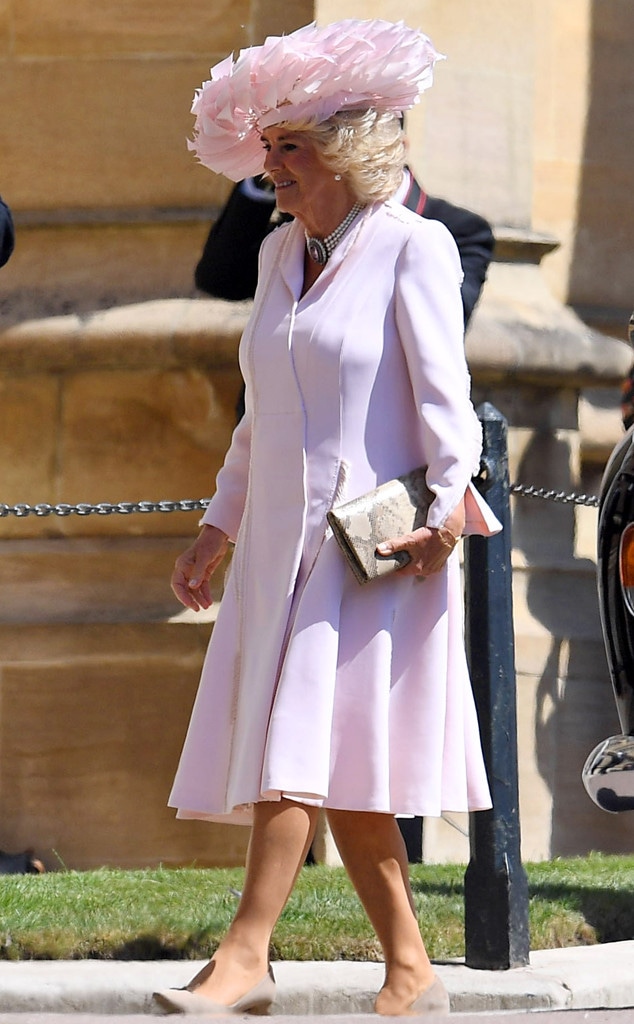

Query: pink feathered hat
left=188, top=19, right=443, bottom=181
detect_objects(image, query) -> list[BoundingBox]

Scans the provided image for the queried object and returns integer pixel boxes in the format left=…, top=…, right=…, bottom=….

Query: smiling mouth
left=274, top=180, right=295, bottom=189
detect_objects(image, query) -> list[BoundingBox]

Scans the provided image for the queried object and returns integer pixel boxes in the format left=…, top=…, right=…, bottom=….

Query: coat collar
left=277, top=205, right=375, bottom=303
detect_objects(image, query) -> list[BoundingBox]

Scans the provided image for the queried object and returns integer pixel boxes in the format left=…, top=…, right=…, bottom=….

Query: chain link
left=0, top=487, right=601, bottom=517
left=509, top=483, right=599, bottom=508
left=0, top=499, right=211, bottom=518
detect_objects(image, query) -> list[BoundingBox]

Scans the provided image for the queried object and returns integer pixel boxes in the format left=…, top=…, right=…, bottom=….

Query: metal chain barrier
left=0, top=487, right=600, bottom=517
left=509, top=483, right=599, bottom=509
left=0, top=499, right=211, bottom=518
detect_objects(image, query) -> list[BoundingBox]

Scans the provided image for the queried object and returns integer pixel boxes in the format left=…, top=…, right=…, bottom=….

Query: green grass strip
left=0, top=853, right=632, bottom=961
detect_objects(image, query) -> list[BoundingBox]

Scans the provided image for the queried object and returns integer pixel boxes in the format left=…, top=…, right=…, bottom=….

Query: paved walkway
left=1, top=1014, right=634, bottom=1024
left=0, top=941, right=633, bottom=1015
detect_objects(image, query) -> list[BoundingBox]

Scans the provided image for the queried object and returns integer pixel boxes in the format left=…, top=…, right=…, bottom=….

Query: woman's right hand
left=171, top=524, right=229, bottom=612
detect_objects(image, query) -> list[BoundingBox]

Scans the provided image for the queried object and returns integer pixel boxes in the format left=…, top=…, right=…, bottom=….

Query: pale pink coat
left=169, top=200, right=500, bottom=826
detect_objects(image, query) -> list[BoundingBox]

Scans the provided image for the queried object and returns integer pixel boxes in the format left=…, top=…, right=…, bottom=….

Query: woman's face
left=261, top=126, right=343, bottom=228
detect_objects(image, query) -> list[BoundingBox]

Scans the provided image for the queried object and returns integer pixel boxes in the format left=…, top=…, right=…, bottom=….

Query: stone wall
left=316, top=0, right=634, bottom=337
left=0, top=0, right=313, bottom=323
left=0, top=300, right=250, bottom=869
left=2, top=1, right=633, bottom=333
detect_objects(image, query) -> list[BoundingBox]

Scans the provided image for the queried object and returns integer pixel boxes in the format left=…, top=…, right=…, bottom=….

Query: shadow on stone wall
left=568, top=0, right=634, bottom=325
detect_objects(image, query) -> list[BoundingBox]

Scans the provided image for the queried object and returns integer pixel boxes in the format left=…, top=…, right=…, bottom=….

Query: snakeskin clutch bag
left=326, top=467, right=434, bottom=584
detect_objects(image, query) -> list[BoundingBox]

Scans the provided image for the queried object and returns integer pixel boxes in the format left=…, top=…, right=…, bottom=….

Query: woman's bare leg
left=188, top=798, right=319, bottom=1005
left=326, top=809, right=435, bottom=1015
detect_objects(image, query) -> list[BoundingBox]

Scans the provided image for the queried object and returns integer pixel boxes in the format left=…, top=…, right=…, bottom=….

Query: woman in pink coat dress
left=157, top=19, right=500, bottom=1019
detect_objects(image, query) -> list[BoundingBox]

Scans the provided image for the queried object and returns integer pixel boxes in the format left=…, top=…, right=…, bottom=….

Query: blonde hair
left=279, top=108, right=405, bottom=204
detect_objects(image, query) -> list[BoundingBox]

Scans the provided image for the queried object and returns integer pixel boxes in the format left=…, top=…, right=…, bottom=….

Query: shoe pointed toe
left=153, top=988, right=217, bottom=1015
left=409, top=976, right=450, bottom=1016
left=152, top=967, right=276, bottom=1016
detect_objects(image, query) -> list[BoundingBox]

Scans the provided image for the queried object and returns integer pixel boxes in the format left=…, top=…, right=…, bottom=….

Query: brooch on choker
left=305, top=203, right=364, bottom=265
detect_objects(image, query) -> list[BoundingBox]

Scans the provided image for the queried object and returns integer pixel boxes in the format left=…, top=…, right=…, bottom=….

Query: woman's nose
left=263, top=147, right=279, bottom=172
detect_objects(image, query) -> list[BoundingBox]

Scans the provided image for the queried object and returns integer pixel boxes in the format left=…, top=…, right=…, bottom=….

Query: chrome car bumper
left=582, top=734, right=634, bottom=812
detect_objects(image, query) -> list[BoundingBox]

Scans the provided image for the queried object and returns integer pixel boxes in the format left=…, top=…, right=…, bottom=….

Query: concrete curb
left=0, top=942, right=632, bottom=1015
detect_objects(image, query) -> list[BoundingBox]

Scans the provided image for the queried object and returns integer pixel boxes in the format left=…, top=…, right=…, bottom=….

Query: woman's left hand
left=376, top=499, right=465, bottom=578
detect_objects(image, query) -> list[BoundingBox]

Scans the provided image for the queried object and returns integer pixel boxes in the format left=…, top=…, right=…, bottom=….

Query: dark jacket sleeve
left=423, top=196, right=494, bottom=326
left=194, top=180, right=279, bottom=300
left=0, top=197, right=15, bottom=269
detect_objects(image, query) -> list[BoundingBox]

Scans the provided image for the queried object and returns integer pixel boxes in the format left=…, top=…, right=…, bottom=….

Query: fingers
left=376, top=527, right=458, bottom=578
left=172, top=551, right=214, bottom=606
left=171, top=558, right=213, bottom=611
left=376, top=533, right=416, bottom=563
left=171, top=579, right=210, bottom=612
left=170, top=527, right=229, bottom=611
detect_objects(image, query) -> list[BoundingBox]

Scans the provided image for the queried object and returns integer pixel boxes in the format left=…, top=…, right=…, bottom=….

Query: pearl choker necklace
left=305, top=203, right=364, bottom=265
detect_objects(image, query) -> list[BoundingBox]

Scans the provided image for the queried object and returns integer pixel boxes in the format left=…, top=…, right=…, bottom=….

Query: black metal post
left=463, top=402, right=530, bottom=969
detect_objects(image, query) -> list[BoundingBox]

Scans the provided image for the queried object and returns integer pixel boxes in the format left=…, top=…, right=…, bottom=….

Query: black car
left=582, top=312, right=634, bottom=811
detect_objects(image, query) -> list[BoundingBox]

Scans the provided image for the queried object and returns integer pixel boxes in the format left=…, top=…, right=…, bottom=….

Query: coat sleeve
left=198, top=227, right=282, bottom=540
left=394, top=218, right=484, bottom=531
left=199, top=401, right=252, bottom=541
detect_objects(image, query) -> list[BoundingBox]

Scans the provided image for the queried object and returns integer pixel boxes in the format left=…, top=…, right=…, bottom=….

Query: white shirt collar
left=393, top=168, right=412, bottom=206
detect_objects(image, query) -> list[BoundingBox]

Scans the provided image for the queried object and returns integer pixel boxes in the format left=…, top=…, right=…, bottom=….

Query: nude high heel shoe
left=153, top=965, right=276, bottom=1015
left=408, top=975, right=450, bottom=1016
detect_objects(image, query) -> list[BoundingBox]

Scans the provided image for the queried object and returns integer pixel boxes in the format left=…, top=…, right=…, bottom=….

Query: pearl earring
left=334, top=174, right=342, bottom=181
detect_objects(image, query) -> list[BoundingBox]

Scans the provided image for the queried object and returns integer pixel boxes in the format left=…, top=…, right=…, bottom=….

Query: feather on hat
left=189, top=19, right=443, bottom=181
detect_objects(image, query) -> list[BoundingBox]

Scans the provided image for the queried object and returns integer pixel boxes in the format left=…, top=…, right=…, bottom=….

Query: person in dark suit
left=195, top=169, right=494, bottom=327
left=0, top=196, right=15, bottom=268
